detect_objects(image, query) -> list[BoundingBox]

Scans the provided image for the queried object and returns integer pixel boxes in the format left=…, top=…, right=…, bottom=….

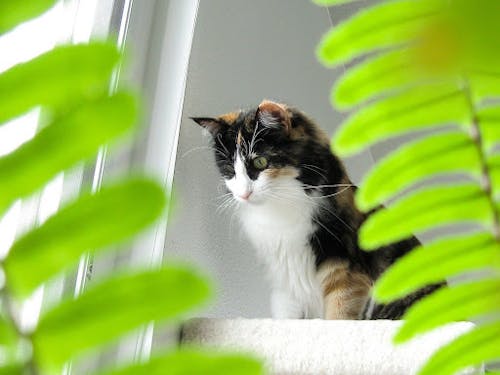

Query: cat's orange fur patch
left=263, top=167, right=299, bottom=179
left=218, top=111, right=240, bottom=125
left=317, top=260, right=372, bottom=319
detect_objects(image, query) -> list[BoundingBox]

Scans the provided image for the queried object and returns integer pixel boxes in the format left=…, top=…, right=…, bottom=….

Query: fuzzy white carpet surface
left=181, top=318, right=483, bottom=375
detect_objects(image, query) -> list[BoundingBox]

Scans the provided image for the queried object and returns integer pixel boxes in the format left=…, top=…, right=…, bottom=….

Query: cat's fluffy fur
left=192, top=100, right=442, bottom=319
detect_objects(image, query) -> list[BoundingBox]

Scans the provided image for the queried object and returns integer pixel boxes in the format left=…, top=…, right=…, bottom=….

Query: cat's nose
left=238, top=191, right=253, bottom=200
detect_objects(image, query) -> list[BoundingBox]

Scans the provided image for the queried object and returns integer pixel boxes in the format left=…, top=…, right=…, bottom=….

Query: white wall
left=164, top=0, right=374, bottom=317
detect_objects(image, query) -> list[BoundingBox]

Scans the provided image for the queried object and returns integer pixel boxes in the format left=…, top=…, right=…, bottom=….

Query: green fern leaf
left=357, top=131, right=480, bottom=211
left=0, top=43, right=121, bottom=126
left=479, top=106, right=500, bottom=152
left=489, top=156, right=500, bottom=198
left=33, top=266, right=212, bottom=371
left=360, top=184, right=491, bottom=250
left=4, top=179, right=166, bottom=298
left=334, top=48, right=420, bottom=110
left=0, top=364, right=23, bottom=375
left=395, top=278, right=500, bottom=343
left=0, top=0, right=58, bottom=35
left=472, top=71, right=500, bottom=101
left=0, top=92, right=137, bottom=214
left=374, top=232, right=499, bottom=302
left=332, top=82, right=469, bottom=156
left=418, top=321, right=500, bottom=375
left=317, top=0, right=446, bottom=67
left=97, top=349, right=264, bottom=375
left=0, top=314, right=17, bottom=346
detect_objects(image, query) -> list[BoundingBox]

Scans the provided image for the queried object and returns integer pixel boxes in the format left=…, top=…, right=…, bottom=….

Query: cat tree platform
left=181, top=318, right=483, bottom=375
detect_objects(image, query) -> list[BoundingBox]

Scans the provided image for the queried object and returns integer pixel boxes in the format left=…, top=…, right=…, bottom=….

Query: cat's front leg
left=271, top=289, right=303, bottom=319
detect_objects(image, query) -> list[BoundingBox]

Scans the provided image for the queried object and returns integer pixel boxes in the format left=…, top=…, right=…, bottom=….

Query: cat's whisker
left=215, top=150, right=229, bottom=159
left=264, top=188, right=348, bottom=243
left=212, top=190, right=233, bottom=204
left=316, top=201, right=356, bottom=233
left=300, top=164, right=328, bottom=182
left=249, top=123, right=259, bottom=155
left=260, top=187, right=356, bottom=233
left=214, top=192, right=233, bottom=200
left=239, top=136, right=250, bottom=157
left=301, top=183, right=355, bottom=189
left=218, top=203, right=234, bottom=216
left=181, top=145, right=213, bottom=159
left=182, top=143, right=229, bottom=159
left=249, top=124, right=267, bottom=154
left=215, top=195, right=237, bottom=215
left=228, top=204, right=240, bottom=234
left=307, top=186, right=352, bottom=199
left=267, top=185, right=351, bottom=197
left=312, top=217, right=344, bottom=246
left=216, top=133, right=231, bottom=156
left=300, top=163, right=324, bottom=173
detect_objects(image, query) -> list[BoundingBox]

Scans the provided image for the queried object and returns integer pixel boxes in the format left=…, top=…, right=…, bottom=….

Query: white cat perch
left=181, top=318, right=483, bottom=375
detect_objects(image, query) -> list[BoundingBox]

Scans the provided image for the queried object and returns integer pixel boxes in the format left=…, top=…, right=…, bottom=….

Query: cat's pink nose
left=238, top=191, right=253, bottom=200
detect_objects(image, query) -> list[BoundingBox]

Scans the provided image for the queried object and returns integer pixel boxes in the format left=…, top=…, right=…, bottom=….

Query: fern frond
left=374, top=232, right=499, bottom=301
left=479, top=106, right=500, bottom=151
left=360, top=184, right=491, bottom=249
left=316, top=0, right=500, bottom=371
left=4, top=179, right=166, bottom=297
left=33, top=266, right=212, bottom=372
left=357, top=131, right=481, bottom=211
left=0, top=0, right=58, bottom=35
left=0, top=92, right=137, bottom=215
left=472, top=71, right=500, bottom=100
left=333, top=82, right=469, bottom=156
left=0, top=43, right=121, bottom=125
left=317, top=0, right=447, bottom=68
left=334, top=48, right=419, bottom=110
left=418, top=321, right=500, bottom=375
left=395, top=278, right=500, bottom=343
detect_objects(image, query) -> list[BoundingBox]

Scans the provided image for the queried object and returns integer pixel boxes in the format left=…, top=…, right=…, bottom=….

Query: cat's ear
left=257, top=100, right=291, bottom=133
left=190, top=117, right=222, bottom=135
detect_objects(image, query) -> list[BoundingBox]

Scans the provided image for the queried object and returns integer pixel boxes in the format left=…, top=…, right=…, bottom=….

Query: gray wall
left=164, top=0, right=374, bottom=317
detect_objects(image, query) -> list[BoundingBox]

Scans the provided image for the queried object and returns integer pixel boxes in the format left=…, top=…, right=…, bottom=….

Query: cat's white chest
left=239, top=194, right=323, bottom=318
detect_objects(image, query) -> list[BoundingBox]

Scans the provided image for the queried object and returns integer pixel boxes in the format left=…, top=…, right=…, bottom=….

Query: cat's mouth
left=237, top=190, right=252, bottom=201
left=232, top=190, right=267, bottom=205
left=234, top=191, right=254, bottom=203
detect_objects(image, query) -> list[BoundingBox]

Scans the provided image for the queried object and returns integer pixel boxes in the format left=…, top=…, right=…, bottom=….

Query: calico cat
left=192, top=100, right=443, bottom=320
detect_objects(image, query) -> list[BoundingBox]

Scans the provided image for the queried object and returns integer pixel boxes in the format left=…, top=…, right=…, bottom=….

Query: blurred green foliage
left=315, top=0, right=500, bottom=373
left=0, top=4, right=263, bottom=375
left=98, top=350, right=264, bottom=375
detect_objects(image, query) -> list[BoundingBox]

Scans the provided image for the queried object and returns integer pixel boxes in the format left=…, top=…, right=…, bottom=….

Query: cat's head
left=191, top=100, right=336, bottom=205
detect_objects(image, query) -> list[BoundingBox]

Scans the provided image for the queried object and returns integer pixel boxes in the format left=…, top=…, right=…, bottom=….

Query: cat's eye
left=253, top=156, right=268, bottom=170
